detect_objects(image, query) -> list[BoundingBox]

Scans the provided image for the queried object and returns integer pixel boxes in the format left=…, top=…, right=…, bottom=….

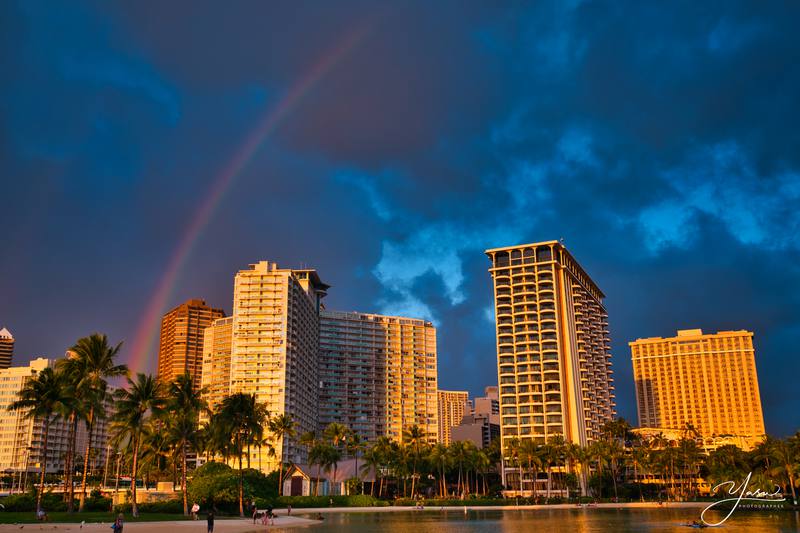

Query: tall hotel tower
left=0, top=327, right=14, bottom=369
left=228, top=261, right=328, bottom=469
left=486, top=241, right=615, bottom=489
left=157, top=299, right=224, bottom=387
left=630, top=329, right=765, bottom=450
left=318, top=311, right=439, bottom=444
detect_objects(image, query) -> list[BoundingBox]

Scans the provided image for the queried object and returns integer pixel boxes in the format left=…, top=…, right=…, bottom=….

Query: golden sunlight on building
left=437, top=390, right=469, bottom=446
left=486, top=241, right=616, bottom=489
left=630, top=329, right=766, bottom=450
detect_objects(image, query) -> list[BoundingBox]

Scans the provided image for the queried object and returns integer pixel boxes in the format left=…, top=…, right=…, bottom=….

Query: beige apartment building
left=318, top=310, right=439, bottom=444
left=203, top=261, right=329, bottom=471
left=0, top=327, right=14, bottom=369
left=157, top=299, right=225, bottom=387
left=200, top=316, right=233, bottom=417
left=486, top=241, right=616, bottom=490
left=630, top=329, right=766, bottom=450
left=437, top=390, right=469, bottom=446
left=0, top=358, right=111, bottom=475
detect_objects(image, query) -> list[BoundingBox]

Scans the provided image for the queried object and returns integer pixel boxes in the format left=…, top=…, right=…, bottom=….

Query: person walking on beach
left=207, top=510, right=215, bottom=533
left=112, top=513, right=124, bottom=533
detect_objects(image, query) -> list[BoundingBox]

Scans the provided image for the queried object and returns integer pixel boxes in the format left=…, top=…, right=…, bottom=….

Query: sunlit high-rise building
left=200, top=316, right=233, bottom=417
left=157, top=299, right=224, bottom=387
left=0, top=358, right=111, bottom=475
left=486, top=240, right=615, bottom=491
left=437, top=390, right=469, bottom=446
left=227, top=261, right=328, bottom=470
left=630, top=329, right=766, bottom=450
left=0, top=327, right=14, bottom=369
left=318, top=310, right=439, bottom=444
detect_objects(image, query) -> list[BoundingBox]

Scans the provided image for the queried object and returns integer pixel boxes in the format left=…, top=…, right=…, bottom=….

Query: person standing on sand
left=207, top=510, right=215, bottom=533
left=112, top=513, right=124, bottom=533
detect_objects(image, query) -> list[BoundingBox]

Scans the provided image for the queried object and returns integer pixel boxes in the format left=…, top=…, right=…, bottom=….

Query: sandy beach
left=0, top=515, right=318, bottom=532
left=0, top=502, right=711, bottom=531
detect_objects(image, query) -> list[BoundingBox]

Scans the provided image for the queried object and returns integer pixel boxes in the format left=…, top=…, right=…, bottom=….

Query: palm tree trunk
left=410, top=462, right=416, bottom=498
left=102, top=443, right=111, bottom=489
left=333, top=464, right=339, bottom=496
left=131, top=436, right=140, bottom=517
left=79, top=407, right=95, bottom=512
left=67, top=412, right=79, bottom=512
left=63, top=412, right=74, bottom=508
left=238, top=452, right=244, bottom=517
left=182, top=444, right=188, bottom=516
left=315, top=463, right=322, bottom=496
left=786, top=467, right=797, bottom=504
left=37, top=420, right=50, bottom=513
left=278, top=461, right=284, bottom=497
left=114, top=453, right=121, bottom=502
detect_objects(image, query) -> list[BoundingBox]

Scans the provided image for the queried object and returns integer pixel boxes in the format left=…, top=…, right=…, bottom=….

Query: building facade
left=0, top=358, right=110, bottom=474
left=486, top=241, right=616, bottom=490
left=451, top=412, right=501, bottom=449
left=0, top=327, right=14, bottom=369
left=226, top=261, right=329, bottom=470
left=471, top=386, right=500, bottom=423
left=199, top=316, right=234, bottom=417
left=630, top=329, right=766, bottom=450
left=318, top=310, right=439, bottom=444
left=157, top=299, right=224, bottom=387
left=437, top=390, right=469, bottom=446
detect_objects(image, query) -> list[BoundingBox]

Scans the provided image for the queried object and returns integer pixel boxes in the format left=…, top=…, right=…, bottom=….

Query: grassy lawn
left=0, top=511, right=194, bottom=524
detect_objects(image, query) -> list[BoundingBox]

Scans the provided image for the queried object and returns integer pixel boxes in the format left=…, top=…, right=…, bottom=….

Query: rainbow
left=127, top=24, right=371, bottom=375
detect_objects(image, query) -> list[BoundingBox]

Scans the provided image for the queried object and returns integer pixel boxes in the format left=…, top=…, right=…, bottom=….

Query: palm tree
left=167, top=373, right=207, bottom=515
left=402, top=425, right=426, bottom=498
left=269, top=413, right=297, bottom=495
left=428, top=443, right=450, bottom=497
left=217, top=393, right=260, bottom=516
left=113, top=373, right=167, bottom=517
left=587, top=440, right=608, bottom=498
left=324, top=423, right=351, bottom=495
left=308, top=442, right=328, bottom=496
left=677, top=438, right=702, bottom=500
left=66, top=334, right=127, bottom=512
left=8, top=366, right=70, bottom=513
left=345, top=433, right=365, bottom=493
left=503, top=437, right=522, bottom=494
left=538, top=436, right=564, bottom=498
left=769, top=438, right=799, bottom=505
left=519, top=439, right=542, bottom=498
left=360, top=447, right=382, bottom=496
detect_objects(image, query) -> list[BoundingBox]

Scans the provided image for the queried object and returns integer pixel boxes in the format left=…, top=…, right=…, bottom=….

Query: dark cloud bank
left=1, top=1, right=799, bottom=435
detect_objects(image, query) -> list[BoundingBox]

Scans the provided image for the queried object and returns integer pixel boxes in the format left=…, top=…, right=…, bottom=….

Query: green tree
left=402, top=425, right=427, bottom=498
left=269, top=413, right=296, bottom=496
left=112, top=373, right=167, bottom=517
left=167, top=373, right=207, bottom=515
left=66, top=334, right=127, bottom=512
left=519, top=439, right=542, bottom=498
left=217, top=393, right=261, bottom=516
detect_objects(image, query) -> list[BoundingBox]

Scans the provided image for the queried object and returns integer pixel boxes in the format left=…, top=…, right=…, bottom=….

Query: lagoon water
left=268, top=508, right=800, bottom=532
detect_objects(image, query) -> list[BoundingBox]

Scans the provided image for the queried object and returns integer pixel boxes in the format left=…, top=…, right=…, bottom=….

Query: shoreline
left=290, top=501, right=709, bottom=514
left=0, top=503, right=708, bottom=531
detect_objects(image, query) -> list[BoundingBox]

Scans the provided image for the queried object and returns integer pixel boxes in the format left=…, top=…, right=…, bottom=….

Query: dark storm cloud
left=1, top=1, right=799, bottom=435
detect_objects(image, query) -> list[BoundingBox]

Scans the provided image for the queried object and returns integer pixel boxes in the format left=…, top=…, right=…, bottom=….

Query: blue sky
left=1, top=1, right=799, bottom=435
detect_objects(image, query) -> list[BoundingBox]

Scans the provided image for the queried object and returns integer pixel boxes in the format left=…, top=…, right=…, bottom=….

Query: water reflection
left=255, top=508, right=799, bottom=533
